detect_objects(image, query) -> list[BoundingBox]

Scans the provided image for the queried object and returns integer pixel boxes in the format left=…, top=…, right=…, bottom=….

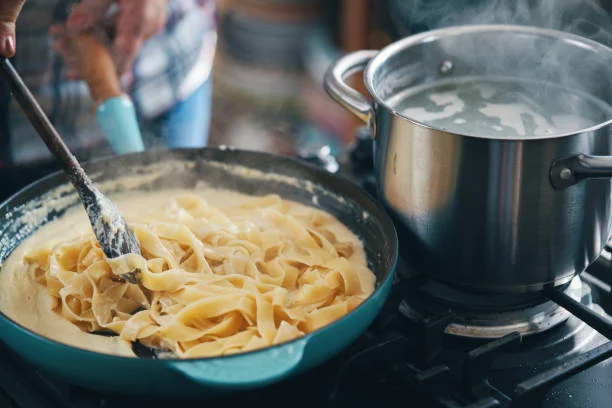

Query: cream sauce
left=0, top=188, right=373, bottom=357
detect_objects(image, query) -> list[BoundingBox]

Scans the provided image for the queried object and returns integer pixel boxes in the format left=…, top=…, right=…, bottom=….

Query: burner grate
left=544, top=284, right=612, bottom=340
left=327, top=232, right=612, bottom=408
left=514, top=341, right=612, bottom=399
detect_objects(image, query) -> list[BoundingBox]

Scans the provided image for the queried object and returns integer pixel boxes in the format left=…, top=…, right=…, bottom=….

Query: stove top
left=0, top=143, right=611, bottom=408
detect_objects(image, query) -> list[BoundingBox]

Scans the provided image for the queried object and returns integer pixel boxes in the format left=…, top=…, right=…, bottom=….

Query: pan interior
left=0, top=149, right=397, bottom=357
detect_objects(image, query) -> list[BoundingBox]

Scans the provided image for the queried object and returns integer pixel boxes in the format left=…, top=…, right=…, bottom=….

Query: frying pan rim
left=0, top=147, right=399, bottom=363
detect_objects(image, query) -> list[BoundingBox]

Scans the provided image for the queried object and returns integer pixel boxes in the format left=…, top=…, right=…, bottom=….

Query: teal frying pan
left=0, top=148, right=398, bottom=396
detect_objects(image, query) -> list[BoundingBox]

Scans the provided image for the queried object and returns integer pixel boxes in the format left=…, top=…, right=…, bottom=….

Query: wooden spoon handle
left=0, top=58, right=94, bottom=194
left=70, top=31, right=122, bottom=106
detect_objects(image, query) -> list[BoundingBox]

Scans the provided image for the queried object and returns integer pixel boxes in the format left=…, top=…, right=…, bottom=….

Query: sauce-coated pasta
left=0, top=189, right=375, bottom=358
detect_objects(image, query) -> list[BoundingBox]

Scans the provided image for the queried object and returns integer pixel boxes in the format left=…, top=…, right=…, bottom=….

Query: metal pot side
left=325, top=25, right=612, bottom=292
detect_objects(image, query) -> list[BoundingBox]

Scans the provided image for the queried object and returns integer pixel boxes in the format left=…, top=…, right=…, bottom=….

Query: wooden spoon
left=0, top=57, right=141, bottom=283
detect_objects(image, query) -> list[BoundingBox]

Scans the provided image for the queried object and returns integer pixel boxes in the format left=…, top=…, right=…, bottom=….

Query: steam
left=379, top=0, right=612, bottom=129
left=386, top=0, right=612, bottom=46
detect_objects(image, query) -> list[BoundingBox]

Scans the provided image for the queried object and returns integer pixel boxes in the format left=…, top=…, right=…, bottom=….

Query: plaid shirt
left=131, top=0, right=217, bottom=118
left=1, top=0, right=216, bottom=165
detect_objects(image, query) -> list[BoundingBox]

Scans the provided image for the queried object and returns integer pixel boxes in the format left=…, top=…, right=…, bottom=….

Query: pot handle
left=550, top=154, right=612, bottom=189
left=168, top=338, right=307, bottom=387
left=324, top=50, right=377, bottom=125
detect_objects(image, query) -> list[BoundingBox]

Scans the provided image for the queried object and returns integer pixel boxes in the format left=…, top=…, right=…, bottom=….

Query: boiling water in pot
left=390, top=77, right=612, bottom=138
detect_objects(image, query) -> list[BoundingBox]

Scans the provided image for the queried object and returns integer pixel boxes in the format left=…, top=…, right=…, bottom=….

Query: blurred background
left=1, top=0, right=612, bottom=194
left=2, top=0, right=392, bottom=169
left=180, top=0, right=391, bottom=159
left=208, top=0, right=612, bottom=158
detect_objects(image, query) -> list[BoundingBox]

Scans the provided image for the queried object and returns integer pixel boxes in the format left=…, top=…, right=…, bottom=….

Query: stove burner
left=330, top=261, right=611, bottom=408
left=398, top=263, right=592, bottom=339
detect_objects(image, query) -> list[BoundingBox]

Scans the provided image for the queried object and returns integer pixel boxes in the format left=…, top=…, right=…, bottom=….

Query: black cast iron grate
left=325, top=267, right=612, bottom=408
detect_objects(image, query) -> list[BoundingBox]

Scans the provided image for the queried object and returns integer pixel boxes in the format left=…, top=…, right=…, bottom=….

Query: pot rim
left=364, top=24, right=612, bottom=141
left=0, top=147, right=399, bottom=364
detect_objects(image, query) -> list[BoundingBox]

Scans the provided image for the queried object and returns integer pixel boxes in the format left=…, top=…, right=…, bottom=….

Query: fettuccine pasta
left=0, top=189, right=375, bottom=358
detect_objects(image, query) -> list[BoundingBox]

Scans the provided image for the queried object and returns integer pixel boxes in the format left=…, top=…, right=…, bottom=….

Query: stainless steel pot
left=325, top=25, right=612, bottom=293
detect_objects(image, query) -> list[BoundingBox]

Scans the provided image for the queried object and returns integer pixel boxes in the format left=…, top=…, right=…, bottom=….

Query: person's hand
left=50, top=0, right=168, bottom=78
left=0, top=0, right=25, bottom=57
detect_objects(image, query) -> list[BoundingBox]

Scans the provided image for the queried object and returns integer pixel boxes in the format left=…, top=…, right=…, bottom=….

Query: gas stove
left=0, top=138, right=611, bottom=408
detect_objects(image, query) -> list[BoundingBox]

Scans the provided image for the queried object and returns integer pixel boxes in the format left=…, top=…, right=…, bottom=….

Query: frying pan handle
left=169, top=338, right=307, bottom=387
left=324, top=50, right=377, bottom=126
left=550, top=154, right=612, bottom=189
